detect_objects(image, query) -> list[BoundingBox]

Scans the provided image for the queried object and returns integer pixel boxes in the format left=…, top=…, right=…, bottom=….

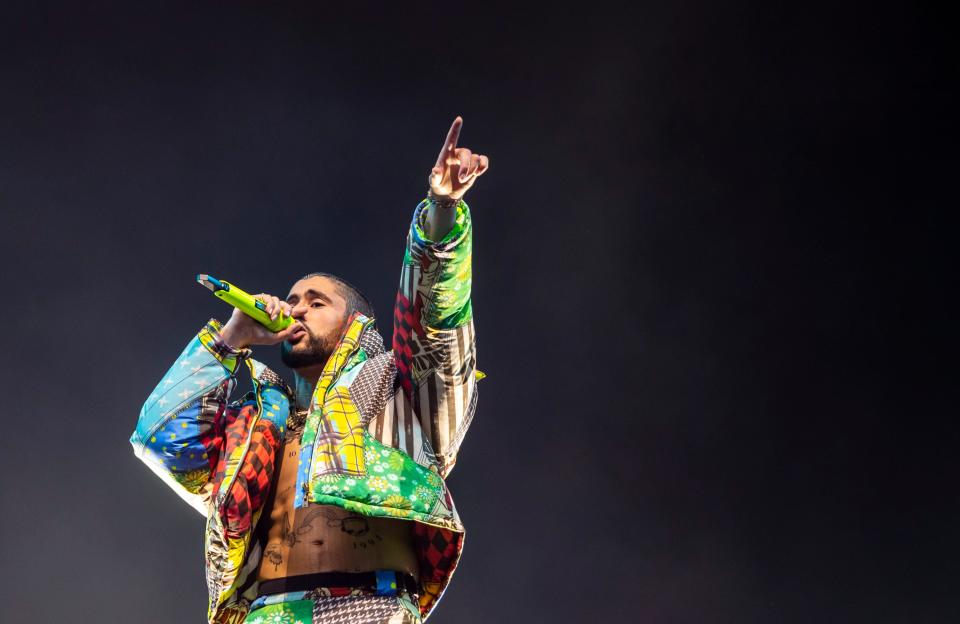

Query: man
left=130, top=117, right=488, bottom=624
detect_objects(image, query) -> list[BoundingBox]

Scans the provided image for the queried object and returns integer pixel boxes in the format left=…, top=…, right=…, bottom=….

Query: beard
left=280, top=324, right=341, bottom=369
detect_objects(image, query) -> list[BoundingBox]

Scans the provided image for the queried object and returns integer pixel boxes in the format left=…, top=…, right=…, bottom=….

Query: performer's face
left=280, top=276, right=349, bottom=370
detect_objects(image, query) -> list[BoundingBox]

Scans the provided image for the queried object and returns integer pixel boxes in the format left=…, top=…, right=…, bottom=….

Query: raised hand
left=429, top=116, right=489, bottom=201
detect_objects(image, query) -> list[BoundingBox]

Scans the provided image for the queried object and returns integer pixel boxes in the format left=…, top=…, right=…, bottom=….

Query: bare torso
left=256, top=431, right=420, bottom=581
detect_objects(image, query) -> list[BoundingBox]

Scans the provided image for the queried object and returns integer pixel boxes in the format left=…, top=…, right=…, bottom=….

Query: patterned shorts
left=244, top=578, right=421, bottom=624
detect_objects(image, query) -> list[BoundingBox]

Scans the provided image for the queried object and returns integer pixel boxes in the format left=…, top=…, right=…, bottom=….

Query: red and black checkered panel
left=222, top=418, right=281, bottom=537
left=211, top=403, right=256, bottom=486
left=200, top=399, right=234, bottom=475
left=413, top=524, right=462, bottom=584
left=392, top=290, right=425, bottom=401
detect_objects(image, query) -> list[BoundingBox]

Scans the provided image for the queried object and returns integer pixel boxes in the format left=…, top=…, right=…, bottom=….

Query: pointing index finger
left=435, top=116, right=463, bottom=170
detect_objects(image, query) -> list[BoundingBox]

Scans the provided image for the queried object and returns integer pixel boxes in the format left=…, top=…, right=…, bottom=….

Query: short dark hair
left=296, top=272, right=375, bottom=320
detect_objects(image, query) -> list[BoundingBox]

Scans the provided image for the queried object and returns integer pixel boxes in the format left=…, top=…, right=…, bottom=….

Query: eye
left=311, top=302, right=324, bottom=308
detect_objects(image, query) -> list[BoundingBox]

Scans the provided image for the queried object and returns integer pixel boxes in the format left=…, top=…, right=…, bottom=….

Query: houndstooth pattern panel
left=310, top=594, right=414, bottom=624
left=359, top=324, right=386, bottom=358
left=349, top=351, right=396, bottom=427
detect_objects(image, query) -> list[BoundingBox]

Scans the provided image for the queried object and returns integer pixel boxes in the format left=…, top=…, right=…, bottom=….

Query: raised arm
left=393, top=116, right=489, bottom=476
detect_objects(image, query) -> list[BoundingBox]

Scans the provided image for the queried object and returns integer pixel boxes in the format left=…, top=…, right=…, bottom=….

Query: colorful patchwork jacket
left=130, top=197, right=479, bottom=623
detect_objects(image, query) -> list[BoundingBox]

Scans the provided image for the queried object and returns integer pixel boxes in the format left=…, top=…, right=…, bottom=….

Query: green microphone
left=196, top=274, right=294, bottom=332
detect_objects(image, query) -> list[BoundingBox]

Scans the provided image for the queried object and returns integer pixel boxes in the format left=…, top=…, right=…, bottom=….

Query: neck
left=292, top=366, right=324, bottom=411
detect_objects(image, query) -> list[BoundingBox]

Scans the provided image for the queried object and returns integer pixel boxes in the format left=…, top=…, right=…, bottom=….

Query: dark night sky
left=0, top=2, right=955, bottom=622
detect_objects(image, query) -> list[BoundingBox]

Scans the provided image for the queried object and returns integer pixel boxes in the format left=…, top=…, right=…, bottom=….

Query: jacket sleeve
left=129, top=318, right=251, bottom=516
left=392, top=196, right=478, bottom=476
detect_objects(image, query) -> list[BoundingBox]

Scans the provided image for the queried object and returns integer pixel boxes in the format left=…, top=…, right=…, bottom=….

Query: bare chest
left=255, top=430, right=419, bottom=581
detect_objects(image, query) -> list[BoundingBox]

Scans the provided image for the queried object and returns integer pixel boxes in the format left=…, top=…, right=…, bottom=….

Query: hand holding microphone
left=221, top=294, right=305, bottom=350
left=197, top=274, right=306, bottom=349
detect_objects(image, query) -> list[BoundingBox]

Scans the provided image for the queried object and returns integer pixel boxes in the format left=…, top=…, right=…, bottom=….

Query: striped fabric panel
left=413, top=320, right=476, bottom=475
left=368, top=387, right=437, bottom=469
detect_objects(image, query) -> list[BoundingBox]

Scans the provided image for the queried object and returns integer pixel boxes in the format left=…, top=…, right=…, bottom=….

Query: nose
left=290, top=301, right=308, bottom=320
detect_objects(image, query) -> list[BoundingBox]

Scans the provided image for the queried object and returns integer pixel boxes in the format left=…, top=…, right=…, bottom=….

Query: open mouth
left=287, top=325, right=308, bottom=344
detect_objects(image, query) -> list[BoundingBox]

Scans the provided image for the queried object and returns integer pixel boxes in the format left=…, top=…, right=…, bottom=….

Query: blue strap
left=249, top=590, right=310, bottom=611
left=375, top=570, right=398, bottom=596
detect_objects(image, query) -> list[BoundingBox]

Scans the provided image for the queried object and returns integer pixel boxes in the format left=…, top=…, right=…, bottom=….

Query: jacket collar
left=286, top=312, right=384, bottom=412
left=308, top=312, right=380, bottom=412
